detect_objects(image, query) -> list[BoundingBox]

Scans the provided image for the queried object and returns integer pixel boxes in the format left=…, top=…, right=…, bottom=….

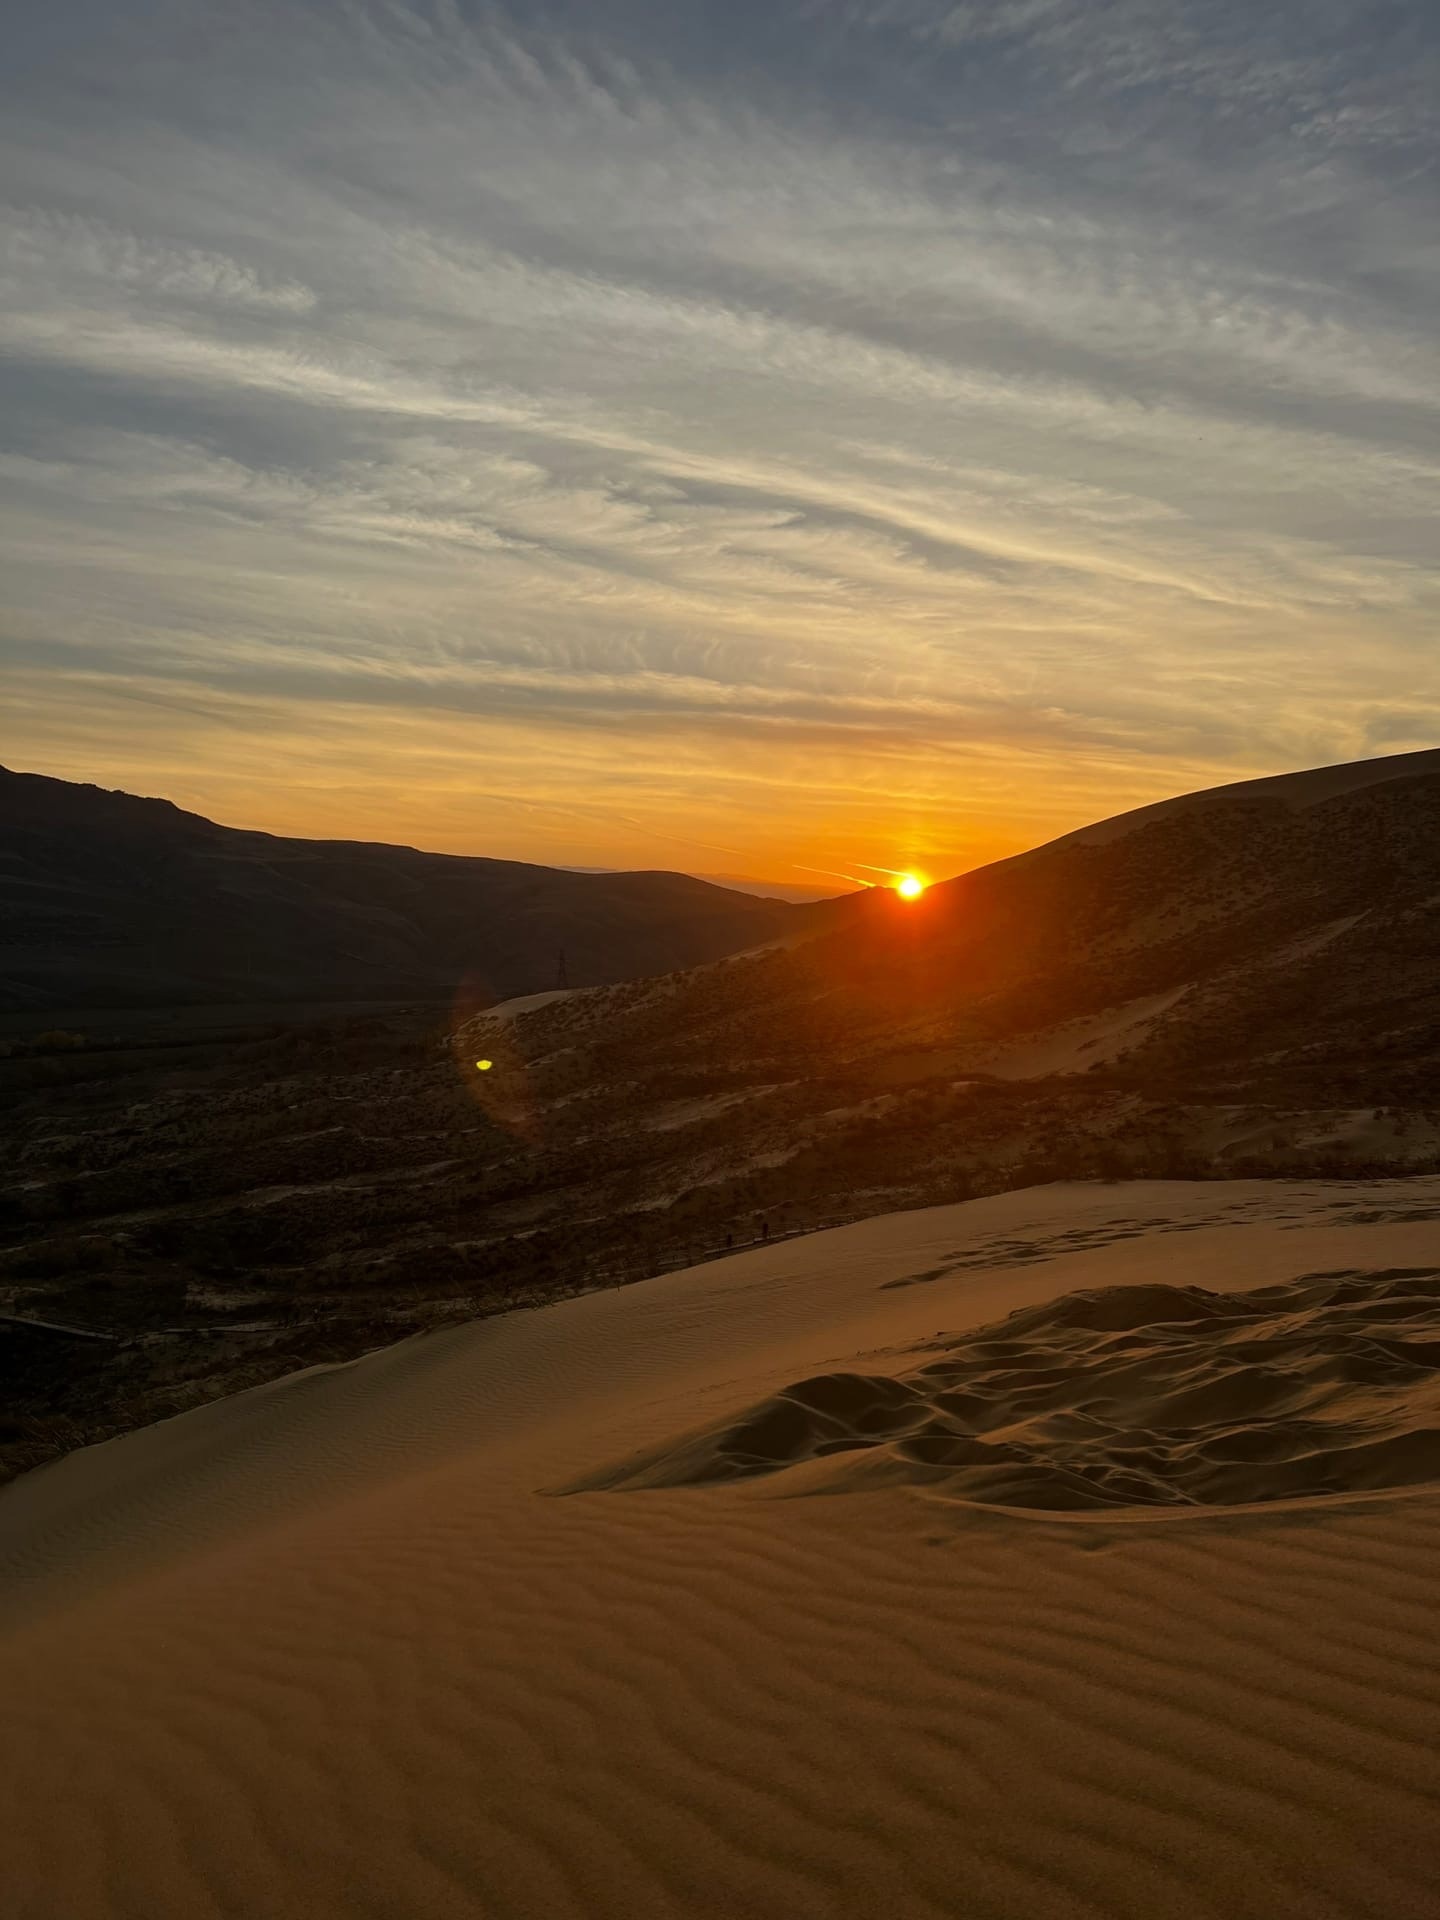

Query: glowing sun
left=895, top=873, right=926, bottom=900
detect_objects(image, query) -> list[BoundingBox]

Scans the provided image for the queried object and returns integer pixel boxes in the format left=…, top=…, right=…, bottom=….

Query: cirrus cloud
left=2, top=0, right=1437, bottom=877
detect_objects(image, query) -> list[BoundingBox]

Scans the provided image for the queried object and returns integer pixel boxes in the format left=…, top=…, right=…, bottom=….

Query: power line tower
left=556, top=948, right=570, bottom=990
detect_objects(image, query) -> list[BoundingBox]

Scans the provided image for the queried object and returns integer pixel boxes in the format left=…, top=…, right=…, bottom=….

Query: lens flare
left=895, top=874, right=925, bottom=900
left=475, top=1058, right=494, bottom=1071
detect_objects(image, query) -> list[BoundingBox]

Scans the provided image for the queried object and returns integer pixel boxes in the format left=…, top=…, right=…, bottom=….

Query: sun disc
left=895, top=873, right=925, bottom=899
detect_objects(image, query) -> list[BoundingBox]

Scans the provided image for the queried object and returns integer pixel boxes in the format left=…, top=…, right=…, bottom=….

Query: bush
left=32, top=1029, right=86, bottom=1054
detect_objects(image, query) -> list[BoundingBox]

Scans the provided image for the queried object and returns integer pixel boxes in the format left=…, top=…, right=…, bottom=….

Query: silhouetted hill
left=0, top=768, right=817, bottom=1011
left=459, top=746, right=1440, bottom=1119
left=1027, top=745, right=1440, bottom=857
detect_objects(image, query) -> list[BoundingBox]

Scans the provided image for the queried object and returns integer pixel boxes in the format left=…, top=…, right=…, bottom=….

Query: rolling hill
left=0, top=766, right=822, bottom=1012
left=464, top=745, right=1440, bottom=1109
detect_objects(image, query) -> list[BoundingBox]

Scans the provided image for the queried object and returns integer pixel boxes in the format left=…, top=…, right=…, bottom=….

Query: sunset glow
left=4, top=1, right=1435, bottom=882
left=895, top=875, right=926, bottom=901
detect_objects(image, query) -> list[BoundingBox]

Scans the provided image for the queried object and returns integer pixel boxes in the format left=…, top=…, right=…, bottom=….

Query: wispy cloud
left=2, top=0, right=1436, bottom=875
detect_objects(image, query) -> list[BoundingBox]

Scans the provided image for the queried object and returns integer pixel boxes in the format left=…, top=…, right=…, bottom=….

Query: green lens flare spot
left=475, top=1059, right=493, bottom=1071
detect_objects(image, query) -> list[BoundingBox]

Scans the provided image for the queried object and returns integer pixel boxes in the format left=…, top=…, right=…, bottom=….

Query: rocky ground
left=5, top=988, right=1437, bottom=1484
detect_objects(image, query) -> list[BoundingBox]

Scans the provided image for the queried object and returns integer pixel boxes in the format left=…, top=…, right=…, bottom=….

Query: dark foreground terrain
left=4, top=990, right=1437, bottom=1486
left=5, top=746, right=1439, bottom=1483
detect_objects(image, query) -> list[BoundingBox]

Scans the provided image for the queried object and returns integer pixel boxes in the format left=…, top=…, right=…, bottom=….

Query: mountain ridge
left=1005, top=744, right=1440, bottom=862
left=0, top=764, right=822, bottom=1011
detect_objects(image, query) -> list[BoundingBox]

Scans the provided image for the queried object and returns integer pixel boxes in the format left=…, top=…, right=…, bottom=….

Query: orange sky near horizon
left=4, top=5, right=1436, bottom=888
left=8, top=662, right=1318, bottom=890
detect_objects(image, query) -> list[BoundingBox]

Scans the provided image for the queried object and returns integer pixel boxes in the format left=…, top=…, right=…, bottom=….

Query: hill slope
left=465, top=746, right=1440, bottom=1108
left=0, top=767, right=816, bottom=1011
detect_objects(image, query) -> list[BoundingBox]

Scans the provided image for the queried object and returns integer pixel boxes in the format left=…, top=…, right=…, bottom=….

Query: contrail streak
left=791, top=862, right=873, bottom=888
left=610, top=814, right=754, bottom=863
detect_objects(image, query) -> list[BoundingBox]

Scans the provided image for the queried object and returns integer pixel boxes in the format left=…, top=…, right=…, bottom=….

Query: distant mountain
left=0, top=768, right=816, bottom=1011
left=692, top=873, right=851, bottom=905
left=557, top=867, right=849, bottom=905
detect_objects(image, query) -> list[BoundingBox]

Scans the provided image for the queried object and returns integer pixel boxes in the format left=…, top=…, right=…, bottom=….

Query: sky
left=3, top=1, right=1437, bottom=887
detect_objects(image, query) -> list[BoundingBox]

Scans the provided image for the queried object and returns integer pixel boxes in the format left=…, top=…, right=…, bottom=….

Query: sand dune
left=575, top=1267, right=1440, bottom=1508
left=5, top=1178, right=1440, bottom=1918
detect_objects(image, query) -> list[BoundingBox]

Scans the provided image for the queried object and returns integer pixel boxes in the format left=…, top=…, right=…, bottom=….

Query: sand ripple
left=7, top=1181, right=1440, bottom=1918
left=572, top=1267, right=1440, bottom=1509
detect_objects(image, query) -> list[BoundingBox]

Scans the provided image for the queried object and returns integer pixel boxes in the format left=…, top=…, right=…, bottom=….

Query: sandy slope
left=4, top=1178, right=1440, bottom=1919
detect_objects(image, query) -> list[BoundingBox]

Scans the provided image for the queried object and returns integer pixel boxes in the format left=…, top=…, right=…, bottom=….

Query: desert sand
left=4, top=1176, right=1440, bottom=1919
